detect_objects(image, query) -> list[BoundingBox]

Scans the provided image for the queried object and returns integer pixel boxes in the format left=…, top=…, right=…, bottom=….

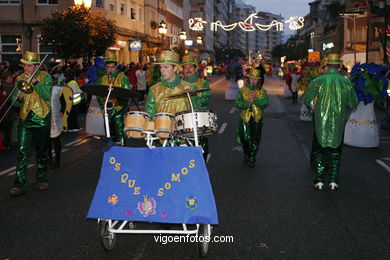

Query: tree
left=215, top=47, right=245, bottom=63
left=41, top=6, right=116, bottom=60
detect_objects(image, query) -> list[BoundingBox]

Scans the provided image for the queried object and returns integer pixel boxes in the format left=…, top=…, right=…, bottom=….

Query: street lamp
left=74, top=0, right=92, bottom=9
left=196, top=36, right=203, bottom=45
left=179, top=30, right=187, bottom=41
left=158, top=20, right=167, bottom=49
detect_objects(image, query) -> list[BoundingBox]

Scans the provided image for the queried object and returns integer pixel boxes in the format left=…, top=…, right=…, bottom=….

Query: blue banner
left=87, top=146, right=218, bottom=224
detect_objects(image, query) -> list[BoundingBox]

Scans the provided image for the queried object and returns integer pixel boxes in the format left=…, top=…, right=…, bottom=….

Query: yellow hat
left=105, top=53, right=118, bottom=63
left=20, top=51, right=40, bottom=65
left=325, top=54, right=341, bottom=65
left=247, top=68, right=262, bottom=80
left=155, top=50, right=182, bottom=71
left=181, top=55, right=197, bottom=66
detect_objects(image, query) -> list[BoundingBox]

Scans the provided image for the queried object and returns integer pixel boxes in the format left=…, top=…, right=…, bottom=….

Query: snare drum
left=175, top=109, right=218, bottom=138
left=154, top=113, right=175, bottom=138
left=124, top=111, right=150, bottom=138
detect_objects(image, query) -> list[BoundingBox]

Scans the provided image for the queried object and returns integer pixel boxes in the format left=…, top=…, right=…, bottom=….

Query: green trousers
left=15, top=124, right=50, bottom=186
left=237, top=118, right=263, bottom=163
left=311, top=131, right=343, bottom=184
left=109, top=108, right=127, bottom=144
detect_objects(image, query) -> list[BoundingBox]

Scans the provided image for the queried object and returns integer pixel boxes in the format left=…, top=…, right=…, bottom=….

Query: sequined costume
left=11, top=70, right=53, bottom=187
left=96, top=70, right=131, bottom=143
left=235, top=81, right=269, bottom=164
left=145, top=74, right=195, bottom=118
left=183, top=74, right=211, bottom=158
left=303, top=68, right=358, bottom=184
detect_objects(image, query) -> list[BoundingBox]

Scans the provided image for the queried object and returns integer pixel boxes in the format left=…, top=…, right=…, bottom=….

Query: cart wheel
left=98, top=220, right=116, bottom=251
left=197, top=224, right=211, bottom=257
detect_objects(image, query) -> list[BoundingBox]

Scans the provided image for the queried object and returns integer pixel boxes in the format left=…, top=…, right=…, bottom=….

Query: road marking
left=0, top=166, right=16, bottom=176
left=229, top=107, right=236, bottom=114
left=210, top=77, right=226, bottom=87
left=375, top=159, right=390, bottom=173
left=65, top=139, right=82, bottom=147
left=379, top=136, right=390, bottom=139
left=206, top=153, right=212, bottom=163
left=7, top=164, right=34, bottom=176
left=73, top=139, right=89, bottom=146
left=218, top=123, right=227, bottom=134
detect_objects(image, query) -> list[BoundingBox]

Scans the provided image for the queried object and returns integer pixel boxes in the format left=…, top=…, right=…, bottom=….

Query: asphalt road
left=0, top=76, right=389, bottom=259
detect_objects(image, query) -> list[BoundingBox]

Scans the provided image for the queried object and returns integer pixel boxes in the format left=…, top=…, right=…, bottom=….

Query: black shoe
left=51, top=162, right=60, bottom=169
left=9, top=187, right=26, bottom=197
left=37, top=183, right=49, bottom=191
left=248, top=161, right=255, bottom=168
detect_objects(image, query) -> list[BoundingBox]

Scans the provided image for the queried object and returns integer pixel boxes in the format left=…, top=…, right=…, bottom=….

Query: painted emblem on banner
left=108, top=194, right=118, bottom=205
left=138, top=195, right=156, bottom=217
left=185, top=196, right=198, bottom=210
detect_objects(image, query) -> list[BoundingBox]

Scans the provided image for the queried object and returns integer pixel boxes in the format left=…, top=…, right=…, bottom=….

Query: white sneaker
left=314, top=182, right=324, bottom=190
left=329, top=182, right=339, bottom=191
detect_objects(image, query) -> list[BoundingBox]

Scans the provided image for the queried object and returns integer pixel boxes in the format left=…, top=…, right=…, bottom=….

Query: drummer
left=181, top=54, right=211, bottom=159
left=145, top=50, right=195, bottom=118
left=95, top=53, right=131, bottom=145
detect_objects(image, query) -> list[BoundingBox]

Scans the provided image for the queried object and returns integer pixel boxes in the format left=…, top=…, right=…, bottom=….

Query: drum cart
left=96, top=89, right=215, bottom=256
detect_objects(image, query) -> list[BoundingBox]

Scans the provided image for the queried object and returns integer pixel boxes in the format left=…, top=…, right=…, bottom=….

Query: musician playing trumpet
left=96, top=53, right=131, bottom=145
left=9, top=51, right=53, bottom=196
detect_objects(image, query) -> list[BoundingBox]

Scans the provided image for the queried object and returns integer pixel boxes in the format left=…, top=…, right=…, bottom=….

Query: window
left=0, top=34, right=22, bottom=63
left=110, top=3, right=115, bottom=12
left=130, top=8, right=135, bottom=19
left=37, top=35, right=55, bottom=61
left=0, top=0, right=20, bottom=4
left=139, top=8, right=143, bottom=22
left=37, top=0, right=58, bottom=4
left=121, top=3, right=125, bottom=15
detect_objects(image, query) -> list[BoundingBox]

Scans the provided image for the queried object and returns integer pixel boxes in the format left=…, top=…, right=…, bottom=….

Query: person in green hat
left=181, top=54, right=211, bottom=159
left=235, top=68, right=269, bottom=168
left=303, top=54, right=358, bottom=191
left=95, top=53, right=131, bottom=145
left=9, top=51, right=53, bottom=196
left=145, top=50, right=196, bottom=118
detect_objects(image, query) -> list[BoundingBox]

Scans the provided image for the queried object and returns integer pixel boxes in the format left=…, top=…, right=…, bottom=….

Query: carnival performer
left=96, top=54, right=131, bottom=145
left=9, top=51, right=53, bottom=196
left=145, top=50, right=195, bottom=118
left=303, top=54, right=358, bottom=191
left=182, top=54, right=211, bottom=159
left=48, top=83, right=66, bottom=169
left=235, top=68, right=269, bottom=168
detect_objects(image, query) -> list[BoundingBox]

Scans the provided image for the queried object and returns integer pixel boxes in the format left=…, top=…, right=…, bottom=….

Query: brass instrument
left=16, top=55, right=48, bottom=94
left=0, top=55, right=48, bottom=123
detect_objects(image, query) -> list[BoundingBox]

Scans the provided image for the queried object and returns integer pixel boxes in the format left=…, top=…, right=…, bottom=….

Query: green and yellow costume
left=303, top=54, right=358, bottom=184
left=145, top=74, right=195, bottom=118
left=11, top=51, right=53, bottom=187
left=182, top=55, right=211, bottom=158
left=96, top=61, right=131, bottom=144
left=235, top=69, right=269, bottom=165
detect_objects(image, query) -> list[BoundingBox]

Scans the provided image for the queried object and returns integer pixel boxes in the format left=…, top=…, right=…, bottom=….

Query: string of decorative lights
left=191, top=14, right=305, bottom=32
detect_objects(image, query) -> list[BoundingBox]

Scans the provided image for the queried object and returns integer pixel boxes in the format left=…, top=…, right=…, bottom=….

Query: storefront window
left=0, top=34, right=22, bottom=63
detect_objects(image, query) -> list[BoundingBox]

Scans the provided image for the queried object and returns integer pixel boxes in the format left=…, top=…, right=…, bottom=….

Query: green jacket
left=303, top=68, right=358, bottom=148
left=183, top=74, right=210, bottom=109
left=12, top=70, right=52, bottom=127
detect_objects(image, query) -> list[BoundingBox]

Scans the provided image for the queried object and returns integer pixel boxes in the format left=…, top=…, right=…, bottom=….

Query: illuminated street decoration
left=199, top=13, right=304, bottom=32
left=189, top=18, right=207, bottom=31
left=210, top=21, right=237, bottom=31
left=285, top=16, right=305, bottom=30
